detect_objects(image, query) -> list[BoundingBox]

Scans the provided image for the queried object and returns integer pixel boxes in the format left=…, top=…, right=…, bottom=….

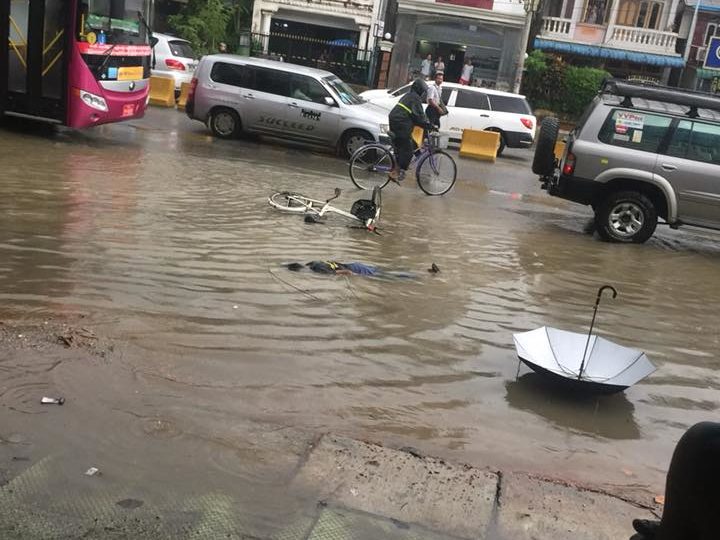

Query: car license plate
left=118, top=66, right=143, bottom=81
left=122, top=104, right=135, bottom=117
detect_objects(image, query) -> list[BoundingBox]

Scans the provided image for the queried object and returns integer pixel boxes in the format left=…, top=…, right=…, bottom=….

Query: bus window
left=8, top=0, right=29, bottom=93
left=43, top=0, right=64, bottom=99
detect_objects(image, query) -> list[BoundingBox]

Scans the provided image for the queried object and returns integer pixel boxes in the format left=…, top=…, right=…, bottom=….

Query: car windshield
left=84, top=0, right=149, bottom=45
left=324, top=76, right=364, bottom=105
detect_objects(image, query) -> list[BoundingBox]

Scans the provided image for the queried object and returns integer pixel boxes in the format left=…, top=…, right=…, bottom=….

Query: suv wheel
left=341, top=130, right=372, bottom=158
left=486, top=128, right=505, bottom=156
left=532, top=117, right=559, bottom=176
left=595, top=191, right=658, bottom=243
left=209, top=108, right=240, bottom=139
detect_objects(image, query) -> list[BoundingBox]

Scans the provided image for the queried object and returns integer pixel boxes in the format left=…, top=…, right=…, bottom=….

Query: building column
left=358, top=24, right=370, bottom=61
left=261, top=10, right=273, bottom=52
left=605, top=0, right=621, bottom=44
left=387, top=12, right=417, bottom=88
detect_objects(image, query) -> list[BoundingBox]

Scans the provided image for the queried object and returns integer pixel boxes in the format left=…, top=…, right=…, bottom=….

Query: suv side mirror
left=324, top=96, right=336, bottom=107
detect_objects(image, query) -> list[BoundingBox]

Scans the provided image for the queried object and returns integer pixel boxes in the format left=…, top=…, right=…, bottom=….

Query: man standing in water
left=425, top=71, right=447, bottom=130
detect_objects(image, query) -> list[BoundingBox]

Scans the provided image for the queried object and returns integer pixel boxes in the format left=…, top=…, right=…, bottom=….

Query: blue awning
left=534, top=37, right=686, bottom=68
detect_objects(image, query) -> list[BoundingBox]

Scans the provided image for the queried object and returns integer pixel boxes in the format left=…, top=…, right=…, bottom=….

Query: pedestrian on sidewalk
left=218, top=42, right=228, bottom=53
left=434, top=56, right=445, bottom=76
left=459, top=59, right=474, bottom=85
left=421, top=54, right=433, bottom=80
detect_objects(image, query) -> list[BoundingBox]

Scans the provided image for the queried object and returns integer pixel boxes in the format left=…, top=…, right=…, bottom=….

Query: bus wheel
left=209, top=108, right=240, bottom=139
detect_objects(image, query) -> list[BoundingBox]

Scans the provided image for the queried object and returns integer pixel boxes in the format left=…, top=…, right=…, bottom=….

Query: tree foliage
left=167, top=0, right=231, bottom=54
left=522, top=50, right=610, bottom=118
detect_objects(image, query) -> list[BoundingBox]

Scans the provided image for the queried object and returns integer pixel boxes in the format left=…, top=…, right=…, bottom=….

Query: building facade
left=386, top=0, right=527, bottom=89
left=250, top=0, right=385, bottom=52
left=677, top=0, right=720, bottom=90
left=534, top=0, right=685, bottom=81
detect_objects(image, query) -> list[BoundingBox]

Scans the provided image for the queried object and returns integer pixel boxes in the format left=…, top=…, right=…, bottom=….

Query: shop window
left=705, top=23, right=719, bottom=45
left=583, top=0, right=610, bottom=25
left=617, top=0, right=663, bottom=29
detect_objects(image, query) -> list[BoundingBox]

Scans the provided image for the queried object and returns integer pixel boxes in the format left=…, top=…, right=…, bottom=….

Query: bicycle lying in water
left=348, top=130, right=457, bottom=196
left=268, top=187, right=381, bottom=231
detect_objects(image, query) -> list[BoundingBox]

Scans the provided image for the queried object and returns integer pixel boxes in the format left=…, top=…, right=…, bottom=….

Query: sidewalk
left=1, top=432, right=658, bottom=539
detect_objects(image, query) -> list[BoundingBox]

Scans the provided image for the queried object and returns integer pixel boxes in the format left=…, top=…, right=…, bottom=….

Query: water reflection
left=505, top=373, right=639, bottom=440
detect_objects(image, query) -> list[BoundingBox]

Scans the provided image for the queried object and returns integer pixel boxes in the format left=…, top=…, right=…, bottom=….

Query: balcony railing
left=541, top=17, right=572, bottom=39
left=607, top=26, right=678, bottom=55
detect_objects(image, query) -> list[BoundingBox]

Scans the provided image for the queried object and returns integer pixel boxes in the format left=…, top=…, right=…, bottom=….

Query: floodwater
left=1, top=108, right=720, bottom=505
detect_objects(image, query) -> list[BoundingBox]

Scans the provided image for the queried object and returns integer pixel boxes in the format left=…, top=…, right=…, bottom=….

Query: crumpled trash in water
left=85, top=467, right=100, bottom=476
left=41, top=396, right=65, bottom=405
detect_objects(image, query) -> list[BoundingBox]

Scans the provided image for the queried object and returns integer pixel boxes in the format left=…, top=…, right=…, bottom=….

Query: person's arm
left=427, top=87, right=444, bottom=113
left=409, top=96, right=431, bottom=127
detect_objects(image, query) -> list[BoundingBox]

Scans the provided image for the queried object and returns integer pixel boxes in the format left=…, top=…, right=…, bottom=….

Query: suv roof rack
left=600, top=78, right=720, bottom=116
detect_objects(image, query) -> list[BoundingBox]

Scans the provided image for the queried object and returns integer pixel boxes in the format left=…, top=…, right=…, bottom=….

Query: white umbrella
left=512, top=286, right=656, bottom=394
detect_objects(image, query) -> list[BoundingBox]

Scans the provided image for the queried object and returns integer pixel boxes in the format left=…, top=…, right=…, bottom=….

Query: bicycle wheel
left=349, top=144, right=394, bottom=190
left=268, top=192, right=317, bottom=213
left=415, top=150, right=457, bottom=196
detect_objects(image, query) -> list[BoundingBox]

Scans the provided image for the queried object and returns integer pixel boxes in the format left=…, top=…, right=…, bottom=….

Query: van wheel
left=341, top=130, right=373, bottom=158
left=487, top=128, right=505, bottom=156
left=209, top=108, right=240, bottom=139
left=532, top=117, right=559, bottom=176
left=595, top=191, right=657, bottom=243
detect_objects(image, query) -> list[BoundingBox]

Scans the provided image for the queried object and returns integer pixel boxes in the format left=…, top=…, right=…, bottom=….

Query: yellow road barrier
left=149, top=76, right=175, bottom=107
left=176, top=82, right=190, bottom=111
left=554, top=140, right=566, bottom=161
left=459, top=130, right=500, bottom=162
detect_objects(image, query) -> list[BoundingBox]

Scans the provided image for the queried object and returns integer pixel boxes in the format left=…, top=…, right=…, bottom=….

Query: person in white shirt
left=434, top=56, right=445, bottom=76
left=425, top=71, right=446, bottom=130
left=459, top=59, right=474, bottom=85
left=420, top=54, right=433, bottom=80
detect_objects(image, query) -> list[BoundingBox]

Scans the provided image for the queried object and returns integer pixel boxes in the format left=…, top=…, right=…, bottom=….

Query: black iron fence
left=250, top=32, right=375, bottom=87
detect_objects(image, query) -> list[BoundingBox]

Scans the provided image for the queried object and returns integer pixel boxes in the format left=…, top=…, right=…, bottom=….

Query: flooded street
left=2, top=108, right=720, bottom=528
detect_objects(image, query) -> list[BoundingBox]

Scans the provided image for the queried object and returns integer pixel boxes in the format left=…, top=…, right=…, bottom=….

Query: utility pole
left=680, top=0, right=701, bottom=87
left=513, top=0, right=540, bottom=94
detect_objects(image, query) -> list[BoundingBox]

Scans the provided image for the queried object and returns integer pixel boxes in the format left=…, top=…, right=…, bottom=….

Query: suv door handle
left=243, top=94, right=255, bottom=99
left=661, top=163, right=677, bottom=171
left=480, top=114, right=490, bottom=117
left=288, top=102, right=298, bottom=108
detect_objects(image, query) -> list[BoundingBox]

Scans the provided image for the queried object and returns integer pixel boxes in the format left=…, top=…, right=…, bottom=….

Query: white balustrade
left=608, top=25, right=678, bottom=55
left=541, top=16, right=572, bottom=38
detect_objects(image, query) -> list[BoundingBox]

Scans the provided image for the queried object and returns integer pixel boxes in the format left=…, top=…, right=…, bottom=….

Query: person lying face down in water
left=286, top=261, right=440, bottom=278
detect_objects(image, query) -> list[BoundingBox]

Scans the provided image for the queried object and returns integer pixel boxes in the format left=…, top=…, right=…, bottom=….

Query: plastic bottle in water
left=98, top=30, right=106, bottom=45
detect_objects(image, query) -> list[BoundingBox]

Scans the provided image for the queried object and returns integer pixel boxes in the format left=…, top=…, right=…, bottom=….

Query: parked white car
left=150, top=33, right=198, bottom=94
left=360, top=83, right=536, bottom=155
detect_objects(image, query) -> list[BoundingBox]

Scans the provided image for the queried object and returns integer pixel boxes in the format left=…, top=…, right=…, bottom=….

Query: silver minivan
left=186, top=56, right=391, bottom=156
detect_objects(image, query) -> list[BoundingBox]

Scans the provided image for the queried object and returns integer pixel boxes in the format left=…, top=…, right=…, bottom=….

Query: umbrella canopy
left=513, top=326, right=656, bottom=394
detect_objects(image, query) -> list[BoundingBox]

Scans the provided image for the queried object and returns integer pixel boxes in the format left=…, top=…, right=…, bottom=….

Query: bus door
left=5, top=0, right=70, bottom=122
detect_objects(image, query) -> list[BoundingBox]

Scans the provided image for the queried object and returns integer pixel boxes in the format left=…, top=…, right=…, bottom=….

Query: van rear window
left=487, top=95, right=532, bottom=114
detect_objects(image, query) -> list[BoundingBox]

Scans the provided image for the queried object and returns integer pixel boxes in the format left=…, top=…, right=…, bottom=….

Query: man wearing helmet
left=388, top=78, right=432, bottom=182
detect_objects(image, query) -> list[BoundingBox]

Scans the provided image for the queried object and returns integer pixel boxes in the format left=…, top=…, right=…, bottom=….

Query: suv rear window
left=210, top=62, right=253, bottom=88
left=455, top=90, right=489, bottom=110
left=487, top=95, right=531, bottom=114
left=169, top=40, right=195, bottom=59
left=598, top=109, right=672, bottom=153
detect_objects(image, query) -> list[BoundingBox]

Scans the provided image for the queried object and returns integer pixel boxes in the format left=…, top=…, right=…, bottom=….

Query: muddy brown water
left=1, top=109, right=720, bottom=504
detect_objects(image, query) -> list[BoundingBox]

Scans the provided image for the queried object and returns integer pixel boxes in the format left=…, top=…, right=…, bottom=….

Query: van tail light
left=520, top=117, right=534, bottom=130
left=188, top=77, right=198, bottom=100
left=563, top=152, right=576, bottom=176
left=165, top=58, right=186, bottom=71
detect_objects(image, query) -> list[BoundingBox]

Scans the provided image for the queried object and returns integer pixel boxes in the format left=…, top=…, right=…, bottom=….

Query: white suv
left=150, top=33, right=198, bottom=94
left=361, top=83, right=536, bottom=155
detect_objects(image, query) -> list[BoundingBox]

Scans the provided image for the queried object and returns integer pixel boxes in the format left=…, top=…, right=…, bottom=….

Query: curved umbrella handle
left=580, top=285, right=618, bottom=380
left=596, top=285, right=618, bottom=305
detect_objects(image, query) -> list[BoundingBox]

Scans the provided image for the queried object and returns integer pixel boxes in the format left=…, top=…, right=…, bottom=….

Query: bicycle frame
left=271, top=191, right=380, bottom=231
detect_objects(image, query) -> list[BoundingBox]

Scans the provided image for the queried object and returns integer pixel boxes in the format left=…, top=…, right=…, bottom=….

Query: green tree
left=168, top=0, right=231, bottom=54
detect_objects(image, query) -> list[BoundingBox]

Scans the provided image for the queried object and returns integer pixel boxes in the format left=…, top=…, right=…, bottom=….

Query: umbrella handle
left=596, top=285, right=617, bottom=306
left=580, top=285, right=618, bottom=380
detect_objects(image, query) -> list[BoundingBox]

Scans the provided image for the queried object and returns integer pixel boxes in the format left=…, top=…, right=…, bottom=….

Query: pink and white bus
left=1, top=0, right=152, bottom=128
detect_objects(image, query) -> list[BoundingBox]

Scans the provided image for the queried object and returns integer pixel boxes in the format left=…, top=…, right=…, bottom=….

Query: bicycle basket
left=429, top=131, right=441, bottom=149
left=350, top=199, right=377, bottom=221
